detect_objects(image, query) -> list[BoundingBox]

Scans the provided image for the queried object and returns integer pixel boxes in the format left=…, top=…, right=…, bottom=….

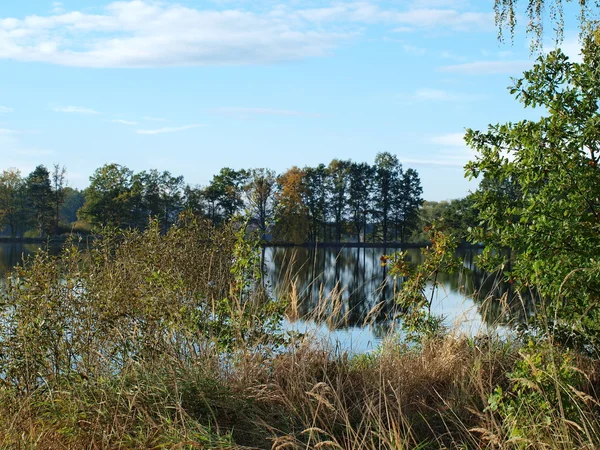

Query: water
left=0, top=242, right=528, bottom=353
left=264, top=246, right=528, bottom=352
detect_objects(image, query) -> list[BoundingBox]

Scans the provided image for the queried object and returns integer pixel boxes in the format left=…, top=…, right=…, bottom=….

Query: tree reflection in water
left=265, top=246, right=534, bottom=334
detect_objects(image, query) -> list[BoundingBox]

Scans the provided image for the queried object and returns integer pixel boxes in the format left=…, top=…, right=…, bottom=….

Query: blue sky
left=0, top=0, right=586, bottom=200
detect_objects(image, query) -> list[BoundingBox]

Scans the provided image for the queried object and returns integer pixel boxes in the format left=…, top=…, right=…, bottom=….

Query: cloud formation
left=136, top=124, right=205, bottom=135
left=0, top=106, right=12, bottom=113
left=217, top=107, right=318, bottom=117
left=112, top=119, right=138, bottom=125
left=54, top=106, right=101, bottom=114
left=430, top=132, right=466, bottom=147
left=438, top=60, right=532, bottom=75
left=0, top=1, right=493, bottom=68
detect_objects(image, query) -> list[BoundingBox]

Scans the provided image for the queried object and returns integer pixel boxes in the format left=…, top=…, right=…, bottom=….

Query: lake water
left=264, top=246, right=530, bottom=352
left=0, top=242, right=528, bottom=353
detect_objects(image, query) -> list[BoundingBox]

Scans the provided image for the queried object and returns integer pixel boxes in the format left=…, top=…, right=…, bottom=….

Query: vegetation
left=494, top=0, right=600, bottom=50
left=0, top=216, right=598, bottom=449
left=467, top=32, right=600, bottom=351
left=0, top=153, right=424, bottom=244
left=4, top=9, right=600, bottom=450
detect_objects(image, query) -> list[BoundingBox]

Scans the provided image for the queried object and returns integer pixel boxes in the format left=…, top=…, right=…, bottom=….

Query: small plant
left=384, top=224, right=461, bottom=337
left=485, top=340, right=593, bottom=447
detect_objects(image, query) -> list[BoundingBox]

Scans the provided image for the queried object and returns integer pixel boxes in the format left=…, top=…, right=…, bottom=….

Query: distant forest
left=0, top=152, right=475, bottom=243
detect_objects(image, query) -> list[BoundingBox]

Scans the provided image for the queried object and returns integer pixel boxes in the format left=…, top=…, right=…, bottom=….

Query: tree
left=0, top=169, right=29, bottom=238
left=494, top=0, right=600, bottom=50
left=373, top=152, right=403, bottom=243
left=465, top=34, right=600, bottom=348
left=302, top=164, right=330, bottom=242
left=79, top=163, right=137, bottom=228
left=274, top=167, right=310, bottom=244
left=136, top=169, right=184, bottom=232
left=203, top=168, right=247, bottom=224
left=327, top=159, right=351, bottom=243
left=347, top=162, right=374, bottom=242
left=51, top=164, right=67, bottom=235
left=393, top=168, right=423, bottom=242
left=244, top=168, right=277, bottom=241
left=26, top=165, right=54, bottom=237
left=183, top=185, right=207, bottom=217
left=59, top=187, right=85, bottom=224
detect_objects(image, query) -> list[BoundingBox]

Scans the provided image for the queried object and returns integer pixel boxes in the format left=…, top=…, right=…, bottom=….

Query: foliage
left=0, top=168, right=30, bottom=238
left=243, top=167, right=277, bottom=240
left=466, top=34, right=600, bottom=350
left=486, top=341, right=592, bottom=446
left=414, top=197, right=479, bottom=243
left=494, top=0, right=600, bottom=51
left=26, top=164, right=54, bottom=237
left=203, top=167, right=248, bottom=224
left=385, top=225, right=461, bottom=336
left=78, top=163, right=138, bottom=228
left=275, top=166, right=311, bottom=244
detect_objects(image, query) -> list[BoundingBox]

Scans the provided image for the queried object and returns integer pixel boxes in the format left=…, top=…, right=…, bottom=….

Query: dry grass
left=0, top=223, right=599, bottom=449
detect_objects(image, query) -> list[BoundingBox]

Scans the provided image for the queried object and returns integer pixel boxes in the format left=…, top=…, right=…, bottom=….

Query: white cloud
left=400, top=157, right=466, bottom=167
left=51, top=2, right=65, bottom=14
left=438, top=60, right=532, bottom=75
left=136, top=124, right=206, bottom=135
left=217, top=107, right=318, bottom=117
left=553, top=35, right=583, bottom=62
left=422, top=132, right=477, bottom=167
left=143, top=116, right=169, bottom=122
left=0, top=128, right=20, bottom=135
left=0, top=1, right=493, bottom=68
left=54, top=105, right=101, bottom=114
left=112, top=119, right=138, bottom=125
left=414, top=88, right=458, bottom=101
left=408, top=88, right=480, bottom=102
left=431, top=132, right=466, bottom=147
left=0, top=105, right=13, bottom=113
left=402, top=44, right=426, bottom=56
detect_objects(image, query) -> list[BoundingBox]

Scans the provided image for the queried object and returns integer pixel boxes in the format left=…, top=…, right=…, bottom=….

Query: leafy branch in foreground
left=384, top=225, right=461, bottom=336
left=466, top=32, right=600, bottom=352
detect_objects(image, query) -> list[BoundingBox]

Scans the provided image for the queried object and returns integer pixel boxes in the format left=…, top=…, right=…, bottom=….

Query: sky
left=0, top=0, right=587, bottom=200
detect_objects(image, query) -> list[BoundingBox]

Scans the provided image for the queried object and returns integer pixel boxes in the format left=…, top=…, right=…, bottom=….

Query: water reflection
left=264, top=246, right=533, bottom=333
left=0, top=242, right=61, bottom=275
left=0, top=242, right=534, bottom=352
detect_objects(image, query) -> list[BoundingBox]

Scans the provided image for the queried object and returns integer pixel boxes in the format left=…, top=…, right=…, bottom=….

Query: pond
left=0, top=242, right=530, bottom=353
left=264, top=246, right=531, bottom=352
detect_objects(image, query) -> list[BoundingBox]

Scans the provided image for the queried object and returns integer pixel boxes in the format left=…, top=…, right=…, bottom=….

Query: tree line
left=0, top=152, right=426, bottom=243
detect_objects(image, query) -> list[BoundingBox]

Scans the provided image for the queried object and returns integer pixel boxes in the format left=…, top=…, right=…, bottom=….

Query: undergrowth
left=0, top=217, right=598, bottom=449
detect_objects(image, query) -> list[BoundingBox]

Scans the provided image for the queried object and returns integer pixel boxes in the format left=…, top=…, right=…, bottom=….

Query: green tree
left=0, top=169, right=30, bottom=238
left=347, top=162, right=374, bottom=242
left=203, top=168, right=247, bottom=224
left=327, top=159, right=351, bottom=243
left=59, top=187, right=85, bottom=224
left=51, top=164, right=67, bottom=235
left=465, top=34, right=600, bottom=348
left=26, top=165, right=54, bottom=237
left=79, top=163, right=137, bottom=228
left=136, top=169, right=184, bottom=232
left=302, top=164, right=330, bottom=242
left=373, top=152, right=403, bottom=243
left=183, top=184, right=206, bottom=217
left=244, top=168, right=277, bottom=241
left=393, top=168, right=423, bottom=242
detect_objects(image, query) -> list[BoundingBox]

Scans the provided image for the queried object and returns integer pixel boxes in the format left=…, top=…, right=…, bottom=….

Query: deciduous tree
left=466, top=34, right=600, bottom=348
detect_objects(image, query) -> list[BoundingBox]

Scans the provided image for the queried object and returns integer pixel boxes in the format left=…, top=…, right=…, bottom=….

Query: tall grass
left=0, top=218, right=598, bottom=449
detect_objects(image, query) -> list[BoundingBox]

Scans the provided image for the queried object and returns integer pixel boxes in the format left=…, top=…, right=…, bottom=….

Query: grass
left=0, top=218, right=598, bottom=449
